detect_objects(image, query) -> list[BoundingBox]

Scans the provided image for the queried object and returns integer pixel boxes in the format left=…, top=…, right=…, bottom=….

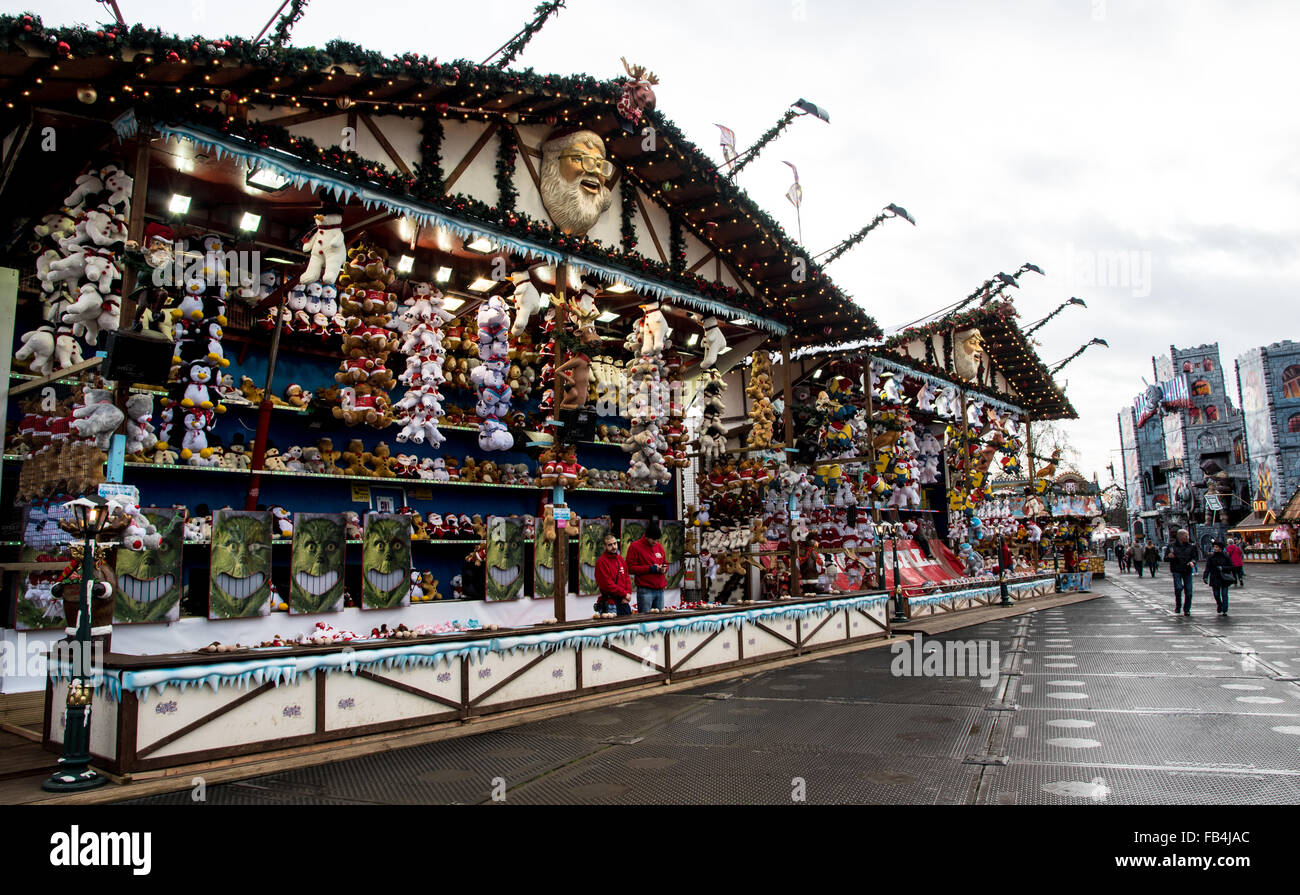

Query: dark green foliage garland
left=495, top=125, right=518, bottom=212
left=268, top=0, right=309, bottom=48
left=727, top=109, right=797, bottom=177
left=619, top=179, right=638, bottom=251
left=0, top=12, right=876, bottom=333
left=488, top=1, right=566, bottom=69
left=819, top=212, right=889, bottom=266
left=415, top=115, right=445, bottom=196
left=669, top=217, right=685, bottom=274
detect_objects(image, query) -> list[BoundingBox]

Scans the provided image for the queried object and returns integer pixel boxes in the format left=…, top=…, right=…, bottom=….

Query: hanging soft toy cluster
left=695, top=370, right=728, bottom=463
left=332, top=243, right=398, bottom=429
left=622, top=302, right=674, bottom=489
left=21, top=163, right=132, bottom=377
left=393, top=283, right=452, bottom=448
left=744, top=350, right=776, bottom=449
left=472, top=293, right=514, bottom=451
left=155, top=233, right=231, bottom=466
left=17, top=386, right=125, bottom=500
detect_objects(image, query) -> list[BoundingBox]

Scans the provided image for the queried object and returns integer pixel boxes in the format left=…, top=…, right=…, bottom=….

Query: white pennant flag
left=716, top=124, right=737, bottom=165
left=783, top=160, right=802, bottom=208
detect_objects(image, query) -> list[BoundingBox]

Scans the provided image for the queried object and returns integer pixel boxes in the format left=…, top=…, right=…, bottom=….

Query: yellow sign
left=410, top=486, right=433, bottom=501
left=351, top=484, right=371, bottom=503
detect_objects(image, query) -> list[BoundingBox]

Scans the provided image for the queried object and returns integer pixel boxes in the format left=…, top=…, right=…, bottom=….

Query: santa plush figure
left=299, top=202, right=345, bottom=286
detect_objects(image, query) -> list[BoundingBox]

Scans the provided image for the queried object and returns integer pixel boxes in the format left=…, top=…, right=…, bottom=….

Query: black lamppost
left=43, top=496, right=110, bottom=793
left=882, top=523, right=907, bottom=623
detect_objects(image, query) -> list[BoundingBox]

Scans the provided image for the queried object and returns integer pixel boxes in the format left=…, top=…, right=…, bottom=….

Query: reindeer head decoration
left=617, top=58, right=659, bottom=127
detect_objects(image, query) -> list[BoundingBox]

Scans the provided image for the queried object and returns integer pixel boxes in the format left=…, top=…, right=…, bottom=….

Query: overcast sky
left=33, top=0, right=1300, bottom=480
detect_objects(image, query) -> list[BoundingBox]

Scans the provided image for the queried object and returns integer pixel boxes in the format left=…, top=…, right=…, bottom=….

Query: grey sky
left=31, top=0, right=1300, bottom=480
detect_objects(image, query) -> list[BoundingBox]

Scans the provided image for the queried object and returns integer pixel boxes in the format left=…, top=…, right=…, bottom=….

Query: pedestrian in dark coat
left=1203, top=540, right=1233, bottom=615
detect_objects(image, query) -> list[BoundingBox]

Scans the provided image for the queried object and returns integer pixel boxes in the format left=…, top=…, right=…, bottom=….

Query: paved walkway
left=119, top=566, right=1300, bottom=805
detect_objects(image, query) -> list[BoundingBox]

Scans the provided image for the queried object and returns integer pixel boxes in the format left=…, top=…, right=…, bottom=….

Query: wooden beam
left=358, top=112, right=412, bottom=176
left=687, top=250, right=715, bottom=275
left=632, top=190, right=667, bottom=264
left=511, top=125, right=543, bottom=193
left=258, top=108, right=344, bottom=129
left=444, top=122, right=499, bottom=193
left=9, top=357, right=102, bottom=396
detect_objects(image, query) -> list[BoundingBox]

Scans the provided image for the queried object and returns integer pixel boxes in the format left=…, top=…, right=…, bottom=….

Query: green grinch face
left=291, top=514, right=346, bottom=614
left=578, top=518, right=610, bottom=595
left=114, top=509, right=184, bottom=623
left=620, top=520, right=646, bottom=557
left=534, top=521, right=555, bottom=600
left=486, top=517, right=524, bottom=602
left=209, top=511, right=272, bottom=619
left=661, top=521, right=684, bottom=589
left=362, top=515, right=410, bottom=609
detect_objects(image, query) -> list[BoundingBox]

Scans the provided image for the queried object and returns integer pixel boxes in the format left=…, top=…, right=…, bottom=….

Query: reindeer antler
left=620, top=56, right=659, bottom=85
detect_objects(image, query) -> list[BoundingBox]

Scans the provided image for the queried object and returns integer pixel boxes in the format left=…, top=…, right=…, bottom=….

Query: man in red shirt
left=594, top=534, right=632, bottom=616
left=626, top=520, right=668, bottom=612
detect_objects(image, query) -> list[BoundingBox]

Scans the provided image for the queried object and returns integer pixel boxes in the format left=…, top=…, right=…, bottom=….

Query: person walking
left=1226, top=537, right=1245, bottom=587
left=1143, top=542, right=1159, bottom=578
left=627, top=520, right=668, bottom=613
left=594, top=533, right=633, bottom=616
left=1203, top=539, right=1234, bottom=616
left=1164, top=529, right=1199, bottom=616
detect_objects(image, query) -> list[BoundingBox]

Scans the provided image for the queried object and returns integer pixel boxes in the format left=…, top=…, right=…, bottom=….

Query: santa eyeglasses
left=558, top=153, right=615, bottom=179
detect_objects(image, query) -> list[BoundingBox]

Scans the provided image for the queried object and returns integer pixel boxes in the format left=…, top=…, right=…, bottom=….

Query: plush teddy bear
left=15, top=326, right=57, bottom=376
left=299, top=203, right=346, bottom=286
left=123, top=393, right=157, bottom=457
left=71, top=389, right=126, bottom=450
left=339, top=439, right=372, bottom=477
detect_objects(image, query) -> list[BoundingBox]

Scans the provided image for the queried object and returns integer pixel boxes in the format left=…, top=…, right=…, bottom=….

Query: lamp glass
left=396, top=255, right=414, bottom=273
left=434, top=266, right=453, bottom=284
left=168, top=194, right=191, bottom=214
left=238, top=212, right=261, bottom=232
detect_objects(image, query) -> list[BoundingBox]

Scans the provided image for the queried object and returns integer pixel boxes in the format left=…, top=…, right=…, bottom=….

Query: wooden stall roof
left=1280, top=489, right=1300, bottom=523
left=0, top=14, right=878, bottom=343
left=1229, top=510, right=1278, bottom=533
left=791, top=300, right=1077, bottom=420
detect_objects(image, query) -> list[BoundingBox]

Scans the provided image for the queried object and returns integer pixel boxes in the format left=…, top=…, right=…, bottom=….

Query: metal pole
left=552, top=261, right=569, bottom=624
left=245, top=289, right=290, bottom=510
left=998, top=532, right=1012, bottom=605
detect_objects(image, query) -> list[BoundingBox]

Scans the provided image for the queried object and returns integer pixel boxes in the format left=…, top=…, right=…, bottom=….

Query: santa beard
left=540, top=155, right=614, bottom=236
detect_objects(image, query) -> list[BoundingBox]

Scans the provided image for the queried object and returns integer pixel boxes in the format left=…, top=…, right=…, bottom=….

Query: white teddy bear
left=71, top=389, right=126, bottom=449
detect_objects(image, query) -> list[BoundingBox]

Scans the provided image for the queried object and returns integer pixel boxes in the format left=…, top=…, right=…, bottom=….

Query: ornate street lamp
left=43, top=496, right=110, bottom=793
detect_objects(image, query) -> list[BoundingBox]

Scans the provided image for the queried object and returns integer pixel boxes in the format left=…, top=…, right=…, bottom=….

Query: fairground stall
left=0, top=15, right=906, bottom=777
left=1229, top=497, right=1296, bottom=563
left=776, top=298, right=1076, bottom=620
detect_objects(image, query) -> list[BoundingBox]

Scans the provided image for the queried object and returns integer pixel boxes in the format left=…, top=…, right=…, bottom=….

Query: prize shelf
left=8, top=374, right=634, bottom=447
left=120, top=461, right=663, bottom=495
left=181, top=538, right=535, bottom=546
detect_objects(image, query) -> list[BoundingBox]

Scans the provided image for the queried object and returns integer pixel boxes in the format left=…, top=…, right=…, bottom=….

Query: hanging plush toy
left=699, top=316, right=727, bottom=370
left=638, top=301, right=671, bottom=355
left=299, top=202, right=346, bottom=286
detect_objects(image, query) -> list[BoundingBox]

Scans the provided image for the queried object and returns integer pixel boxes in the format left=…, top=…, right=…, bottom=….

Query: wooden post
left=552, top=261, right=569, bottom=624
left=1025, top=414, right=1037, bottom=570
left=781, top=334, right=800, bottom=599
left=107, top=133, right=152, bottom=482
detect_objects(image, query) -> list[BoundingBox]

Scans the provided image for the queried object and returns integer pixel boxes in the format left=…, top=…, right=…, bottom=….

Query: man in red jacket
left=594, top=534, right=632, bottom=616
left=627, top=520, right=668, bottom=612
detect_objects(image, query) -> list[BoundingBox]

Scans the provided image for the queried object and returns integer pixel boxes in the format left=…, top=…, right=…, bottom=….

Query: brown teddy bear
left=340, top=439, right=373, bottom=476
left=478, top=460, right=499, bottom=484
left=459, top=457, right=478, bottom=482
left=366, top=441, right=396, bottom=477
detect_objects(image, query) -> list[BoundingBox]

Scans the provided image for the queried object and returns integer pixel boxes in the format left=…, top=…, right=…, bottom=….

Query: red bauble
left=56, top=41, right=70, bottom=55
left=166, top=51, right=179, bottom=62
left=435, top=103, right=449, bottom=114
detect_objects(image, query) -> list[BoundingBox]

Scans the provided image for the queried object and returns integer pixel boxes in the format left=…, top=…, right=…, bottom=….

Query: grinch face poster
left=209, top=510, right=273, bottom=619
left=486, top=516, right=524, bottom=602
left=578, top=517, right=611, bottom=596
left=290, top=513, right=346, bottom=615
left=113, top=508, right=185, bottom=624
left=362, top=513, right=410, bottom=609
left=534, top=517, right=555, bottom=600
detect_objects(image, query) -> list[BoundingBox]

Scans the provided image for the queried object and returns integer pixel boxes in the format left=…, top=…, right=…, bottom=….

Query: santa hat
left=543, top=126, right=600, bottom=149
left=144, top=222, right=174, bottom=243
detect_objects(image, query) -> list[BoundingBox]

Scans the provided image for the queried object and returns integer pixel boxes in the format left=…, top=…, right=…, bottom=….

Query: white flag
left=783, top=161, right=802, bottom=208
left=716, top=124, right=737, bottom=165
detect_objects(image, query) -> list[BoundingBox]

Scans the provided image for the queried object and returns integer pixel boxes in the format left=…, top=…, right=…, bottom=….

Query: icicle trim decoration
left=153, top=124, right=789, bottom=335
left=51, top=594, right=888, bottom=700
left=869, top=354, right=1027, bottom=417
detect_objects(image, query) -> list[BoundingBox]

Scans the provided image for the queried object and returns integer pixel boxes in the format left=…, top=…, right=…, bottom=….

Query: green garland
left=619, top=178, right=638, bottom=251
left=415, top=115, right=445, bottom=196
left=669, top=217, right=685, bottom=274
left=0, top=12, right=878, bottom=334
left=488, top=1, right=566, bottom=69
left=819, top=212, right=888, bottom=266
left=884, top=300, right=1018, bottom=352
left=268, top=0, right=310, bottom=48
left=495, top=124, right=518, bottom=212
left=728, top=109, right=797, bottom=177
